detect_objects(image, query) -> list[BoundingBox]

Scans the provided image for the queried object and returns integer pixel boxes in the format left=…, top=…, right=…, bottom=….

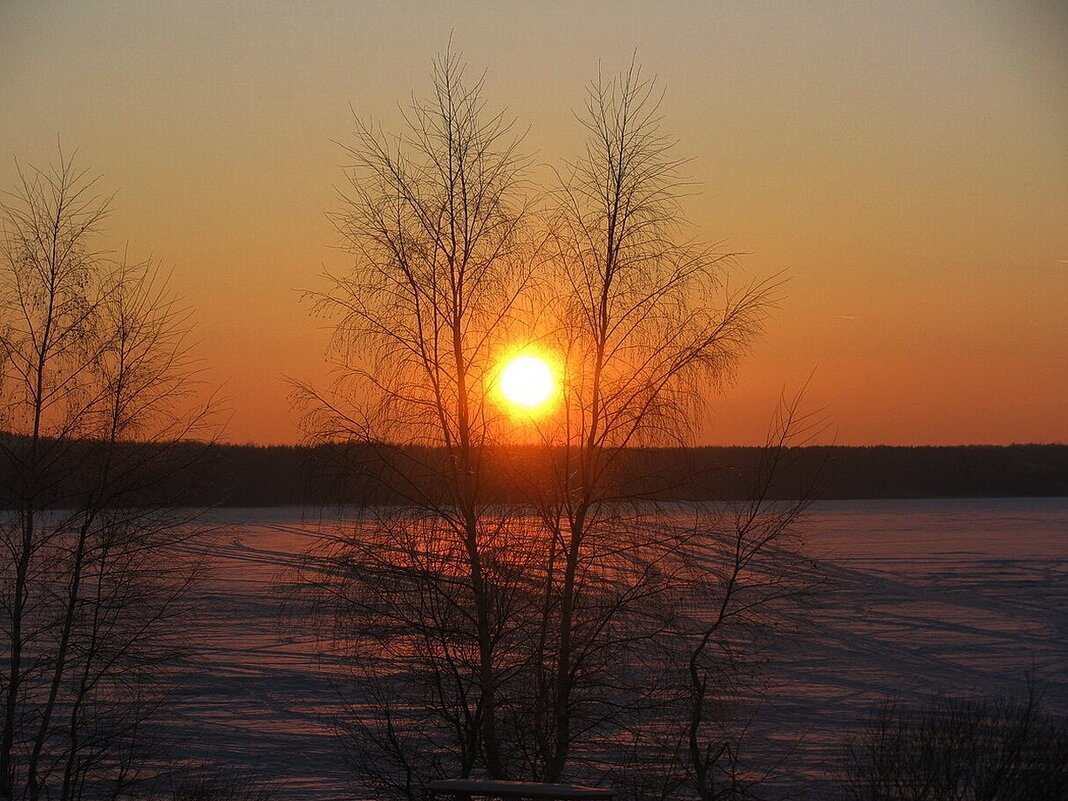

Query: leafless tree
left=293, top=45, right=538, bottom=790
left=668, top=395, right=821, bottom=801
left=0, top=150, right=212, bottom=801
left=295, top=51, right=815, bottom=801
left=499, top=62, right=804, bottom=789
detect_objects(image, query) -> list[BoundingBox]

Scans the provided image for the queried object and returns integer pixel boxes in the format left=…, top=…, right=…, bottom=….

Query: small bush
left=169, top=770, right=274, bottom=801
left=839, top=690, right=1068, bottom=801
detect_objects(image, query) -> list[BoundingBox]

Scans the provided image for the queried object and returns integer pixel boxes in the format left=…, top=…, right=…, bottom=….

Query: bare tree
left=502, top=61, right=790, bottom=786
left=296, top=51, right=814, bottom=801
left=0, top=149, right=211, bottom=801
left=669, top=395, right=820, bottom=801
left=294, top=46, right=537, bottom=789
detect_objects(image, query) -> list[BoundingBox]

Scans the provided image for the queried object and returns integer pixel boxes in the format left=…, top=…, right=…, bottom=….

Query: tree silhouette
left=295, top=50, right=813, bottom=801
left=0, top=150, right=212, bottom=801
left=515, top=61, right=784, bottom=785
left=295, top=46, right=537, bottom=787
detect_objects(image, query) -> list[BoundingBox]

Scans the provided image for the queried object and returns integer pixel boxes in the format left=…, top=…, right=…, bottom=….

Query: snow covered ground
left=168, top=499, right=1068, bottom=799
left=752, top=498, right=1068, bottom=794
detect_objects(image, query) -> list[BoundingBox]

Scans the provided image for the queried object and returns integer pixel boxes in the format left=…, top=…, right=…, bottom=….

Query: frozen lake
left=169, top=498, right=1068, bottom=798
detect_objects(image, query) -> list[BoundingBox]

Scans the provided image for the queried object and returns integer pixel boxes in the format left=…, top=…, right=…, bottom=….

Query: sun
left=498, top=353, right=556, bottom=412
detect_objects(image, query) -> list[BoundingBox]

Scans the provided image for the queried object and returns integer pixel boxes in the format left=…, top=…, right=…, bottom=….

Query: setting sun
left=498, top=354, right=556, bottom=411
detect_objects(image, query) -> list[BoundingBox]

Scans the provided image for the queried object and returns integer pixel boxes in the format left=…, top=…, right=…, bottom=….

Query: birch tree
left=0, top=150, right=209, bottom=801
left=295, top=47, right=536, bottom=790
left=298, top=52, right=813, bottom=801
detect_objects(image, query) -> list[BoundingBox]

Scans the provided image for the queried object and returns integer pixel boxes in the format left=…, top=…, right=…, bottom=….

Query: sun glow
left=497, top=353, right=557, bottom=413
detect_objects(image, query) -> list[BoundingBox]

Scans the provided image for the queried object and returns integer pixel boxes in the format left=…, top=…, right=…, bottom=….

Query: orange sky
left=2, top=1, right=1065, bottom=446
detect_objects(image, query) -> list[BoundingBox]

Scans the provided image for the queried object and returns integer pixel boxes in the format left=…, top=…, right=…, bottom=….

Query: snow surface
left=166, top=499, right=1068, bottom=799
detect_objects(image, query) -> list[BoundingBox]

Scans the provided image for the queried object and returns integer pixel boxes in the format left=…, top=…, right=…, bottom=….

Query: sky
left=1, top=0, right=1065, bottom=446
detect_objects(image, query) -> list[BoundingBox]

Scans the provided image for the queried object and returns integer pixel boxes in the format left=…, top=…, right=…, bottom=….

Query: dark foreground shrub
left=839, top=690, right=1068, bottom=801
left=169, top=770, right=274, bottom=801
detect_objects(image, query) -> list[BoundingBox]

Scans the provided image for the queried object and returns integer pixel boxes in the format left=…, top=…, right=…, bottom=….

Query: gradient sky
left=2, top=1, right=1065, bottom=446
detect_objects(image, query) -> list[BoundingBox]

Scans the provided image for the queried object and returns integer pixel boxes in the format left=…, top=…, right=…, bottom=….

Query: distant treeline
left=2, top=439, right=1065, bottom=508
left=10, top=441, right=1065, bottom=508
